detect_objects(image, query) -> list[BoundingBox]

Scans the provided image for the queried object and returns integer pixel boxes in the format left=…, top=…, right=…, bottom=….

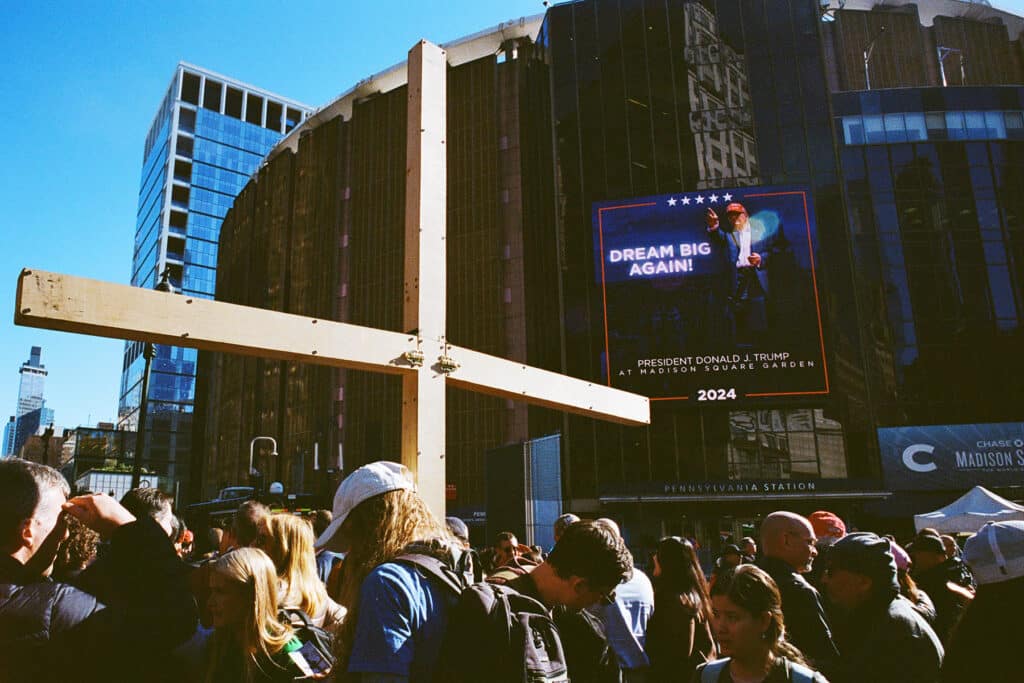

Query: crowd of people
left=2, top=456, right=1023, bottom=682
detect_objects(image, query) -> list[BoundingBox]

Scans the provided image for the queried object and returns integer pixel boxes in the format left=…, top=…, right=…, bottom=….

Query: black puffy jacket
left=0, top=517, right=198, bottom=683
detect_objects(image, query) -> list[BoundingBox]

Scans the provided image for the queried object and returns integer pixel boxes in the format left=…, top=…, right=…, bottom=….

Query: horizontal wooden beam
left=15, top=269, right=417, bottom=375
left=444, top=344, right=650, bottom=426
left=15, top=268, right=651, bottom=426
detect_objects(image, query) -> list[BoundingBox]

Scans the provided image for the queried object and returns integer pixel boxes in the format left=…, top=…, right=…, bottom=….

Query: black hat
left=907, top=534, right=945, bottom=555
left=829, top=532, right=898, bottom=593
left=721, top=544, right=742, bottom=556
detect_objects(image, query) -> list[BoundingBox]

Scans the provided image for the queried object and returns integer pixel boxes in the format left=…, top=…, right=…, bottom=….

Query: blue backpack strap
left=786, top=659, right=817, bottom=683
left=701, top=658, right=730, bottom=683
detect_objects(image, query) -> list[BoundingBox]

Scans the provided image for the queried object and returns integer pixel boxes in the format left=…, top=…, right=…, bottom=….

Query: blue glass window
left=945, top=112, right=966, bottom=140
left=984, top=111, right=1006, bottom=138
left=864, top=115, right=885, bottom=144
left=904, top=113, right=926, bottom=141
left=884, top=114, right=906, bottom=143
left=1006, top=112, right=1024, bottom=140
left=842, top=116, right=865, bottom=144
left=964, top=112, right=987, bottom=139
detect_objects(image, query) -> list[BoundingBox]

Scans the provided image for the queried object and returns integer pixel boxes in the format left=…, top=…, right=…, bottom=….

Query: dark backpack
left=397, top=553, right=570, bottom=683
left=278, top=607, right=336, bottom=679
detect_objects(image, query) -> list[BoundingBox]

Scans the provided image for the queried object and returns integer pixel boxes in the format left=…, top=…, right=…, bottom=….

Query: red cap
left=724, top=202, right=747, bottom=216
left=808, top=511, right=846, bottom=540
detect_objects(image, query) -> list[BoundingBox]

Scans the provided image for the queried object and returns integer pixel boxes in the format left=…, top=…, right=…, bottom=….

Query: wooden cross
left=14, top=41, right=649, bottom=516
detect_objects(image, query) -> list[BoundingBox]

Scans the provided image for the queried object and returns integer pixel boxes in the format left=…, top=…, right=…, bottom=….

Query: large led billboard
left=593, top=185, right=828, bottom=403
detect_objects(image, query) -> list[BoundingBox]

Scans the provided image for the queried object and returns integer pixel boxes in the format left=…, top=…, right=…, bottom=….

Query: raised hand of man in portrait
left=706, top=207, right=719, bottom=231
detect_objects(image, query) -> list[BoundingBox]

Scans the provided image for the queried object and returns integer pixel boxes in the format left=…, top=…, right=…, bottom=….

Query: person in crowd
left=443, top=519, right=631, bottom=683
left=805, top=511, right=846, bottom=588
left=0, top=459, right=197, bottom=683
left=171, top=519, right=192, bottom=559
left=647, top=536, right=717, bottom=683
left=940, top=521, right=1024, bottom=683
left=121, top=487, right=175, bottom=537
left=721, top=544, right=743, bottom=569
left=51, top=514, right=99, bottom=583
left=907, top=534, right=971, bottom=643
left=316, top=460, right=458, bottom=680
left=493, top=531, right=520, bottom=568
left=196, top=526, right=224, bottom=563
left=553, top=512, right=581, bottom=544
left=694, top=565, right=827, bottom=683
left=709, top=544, right=744, bottom=591
left=807, top=512, right=845, bottom=544
left=593, top=518, right=654, bottom=681
left=740, top=537, right=758, bottom=563
left=821, top=532, right=943, bottom=683
left=224, top=500, right=270, bottom=552
left=194, top=500, right=271, bottom=628
left=891, top=539, right=936, bottom=625
left=180, top=528, right=195, bottom=560
left=311, top=509, right=343, bottom=585
left=445, top=515, right=481, bottom=583
left=258, top=512, right=346, bottom=630
left=199, top=547, right=312, bottom=681
left=756, top=512, right=839, bottom=674
left=939, top=535, right=974, bottom=590
left=487, top=530, right=538, bottom=584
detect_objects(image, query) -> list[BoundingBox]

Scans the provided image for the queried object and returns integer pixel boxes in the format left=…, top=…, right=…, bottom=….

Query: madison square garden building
left=191, top=0, right=1024, bottom=555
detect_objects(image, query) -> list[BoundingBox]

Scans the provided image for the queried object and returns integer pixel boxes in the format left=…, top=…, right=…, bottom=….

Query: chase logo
left=902, top=443, right=937, bottom=473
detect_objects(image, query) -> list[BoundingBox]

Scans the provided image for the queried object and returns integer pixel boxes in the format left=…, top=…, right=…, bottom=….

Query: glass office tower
left=9, top=346, right=53, bottom=456
left=118, top=63, right=312, bottom=497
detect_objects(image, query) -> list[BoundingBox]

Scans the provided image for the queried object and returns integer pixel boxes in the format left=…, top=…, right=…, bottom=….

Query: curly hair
left=53, top=515, right=99, bottom=577
left=331, top=488, right=449, bottom=671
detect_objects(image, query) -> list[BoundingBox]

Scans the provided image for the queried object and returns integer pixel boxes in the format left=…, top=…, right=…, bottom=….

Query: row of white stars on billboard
left=666, top=192, right=734, bottom=207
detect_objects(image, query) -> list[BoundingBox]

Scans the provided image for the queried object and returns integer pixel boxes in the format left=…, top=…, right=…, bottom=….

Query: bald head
left=760, top=511, right=817, bottom=573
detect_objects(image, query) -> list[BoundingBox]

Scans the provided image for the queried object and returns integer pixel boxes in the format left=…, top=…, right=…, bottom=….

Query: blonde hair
left=333, top=488, right=450, bottom=671
left=206, top=548, right=295, bottom=683
left=261, top=512, right=328, bottom=619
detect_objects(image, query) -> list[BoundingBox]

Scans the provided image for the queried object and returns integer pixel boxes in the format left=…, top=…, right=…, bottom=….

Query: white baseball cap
left=315, top=461, right=415, bottom=551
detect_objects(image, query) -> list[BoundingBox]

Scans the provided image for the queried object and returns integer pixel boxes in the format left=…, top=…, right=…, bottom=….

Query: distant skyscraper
left=2, top=416, right=15, bottom=457
left=10, top=346, right=51, bottom=456
left=117, top=63, right=312, bottom=492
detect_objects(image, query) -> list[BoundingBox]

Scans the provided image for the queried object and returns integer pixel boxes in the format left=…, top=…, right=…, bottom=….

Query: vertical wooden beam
left=402, top=41, right=448, bottom=517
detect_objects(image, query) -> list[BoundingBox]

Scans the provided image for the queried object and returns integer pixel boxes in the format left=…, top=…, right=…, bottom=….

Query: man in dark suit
left=706, top=202, right=769, bottom=347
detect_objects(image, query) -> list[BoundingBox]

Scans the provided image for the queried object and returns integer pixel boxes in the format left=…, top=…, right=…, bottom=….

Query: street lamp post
left=249, top=436, right=278, bottom=493
left=131, top=268, right=175, bottom=489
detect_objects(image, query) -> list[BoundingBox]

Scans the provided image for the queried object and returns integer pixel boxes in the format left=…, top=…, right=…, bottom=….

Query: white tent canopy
left=914, top=485, right=1024, bottom=534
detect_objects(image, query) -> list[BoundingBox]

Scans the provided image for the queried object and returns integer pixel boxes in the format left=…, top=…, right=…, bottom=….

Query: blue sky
left=0, top=0, right=542, bottom=431
left=1, top=0, right=1023, bottom=432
